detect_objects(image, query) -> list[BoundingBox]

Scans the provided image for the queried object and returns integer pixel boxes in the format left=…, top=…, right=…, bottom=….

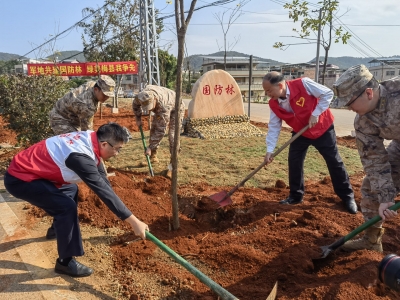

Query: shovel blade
left=266, top=281, right=278, bottom=300
left=209, top=191, right=232, bottom=207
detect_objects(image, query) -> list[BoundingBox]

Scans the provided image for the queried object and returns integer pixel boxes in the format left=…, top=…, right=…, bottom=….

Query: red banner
left=27, top=61, right=138, bottom=76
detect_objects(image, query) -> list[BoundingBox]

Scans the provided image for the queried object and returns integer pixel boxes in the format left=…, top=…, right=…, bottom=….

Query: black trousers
left=288, top=124, right=354, bottom=201
left=4, top=172, right=83, bottom=259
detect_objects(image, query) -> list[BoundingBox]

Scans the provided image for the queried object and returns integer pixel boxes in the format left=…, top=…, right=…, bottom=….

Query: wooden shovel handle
left=227, top=125, right=310, bottom=196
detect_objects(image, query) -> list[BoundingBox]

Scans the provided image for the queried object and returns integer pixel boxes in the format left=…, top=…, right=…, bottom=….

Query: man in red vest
left=263, top=71, right=357, bottom=214
left=4, top=123, right=149, bottom=277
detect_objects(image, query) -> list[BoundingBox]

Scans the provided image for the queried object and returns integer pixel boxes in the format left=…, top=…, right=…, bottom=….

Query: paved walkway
left=0, top=177, right=80, bottom=299
left=0, top=176, right=115, bottom=299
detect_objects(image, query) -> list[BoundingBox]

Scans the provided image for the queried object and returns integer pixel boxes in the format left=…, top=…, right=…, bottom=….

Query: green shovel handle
left=139, top=125, right=154, bottom=177
left=344, top=201, right=400, bottom=242
left=146, top=231, right=238, bottom=300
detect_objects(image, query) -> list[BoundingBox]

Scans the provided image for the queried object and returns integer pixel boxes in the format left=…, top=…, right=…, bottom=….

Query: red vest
left=8, top=131, right=100, bottom=186
left=269, top=78, right=334, bottom=139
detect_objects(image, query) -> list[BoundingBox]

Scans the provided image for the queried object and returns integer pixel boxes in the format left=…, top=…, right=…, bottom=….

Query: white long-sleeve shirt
left=266, top=77, right=333, bottom=153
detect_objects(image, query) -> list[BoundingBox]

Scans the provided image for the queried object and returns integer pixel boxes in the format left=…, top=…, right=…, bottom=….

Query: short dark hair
left=97, top=122, right=129, bottom=144
left=263, top=72, right=285, bottom=85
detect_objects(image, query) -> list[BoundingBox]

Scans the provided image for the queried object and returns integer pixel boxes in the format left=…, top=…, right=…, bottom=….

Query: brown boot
left=341, top=227, right=384, bottom=252
left=150, top=149, right=159, bottom=164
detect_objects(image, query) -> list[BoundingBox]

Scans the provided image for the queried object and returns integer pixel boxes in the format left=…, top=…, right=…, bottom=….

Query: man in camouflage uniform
left=46, top=75, right=115, bottom=240
left=49, top=75, right=116, bottom=134
left=332, top=64, right=399, bottom=252
left=133, top=85, right=185, bottom=178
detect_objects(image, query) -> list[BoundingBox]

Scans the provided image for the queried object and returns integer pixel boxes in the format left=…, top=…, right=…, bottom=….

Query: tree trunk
left=322, top=48, right=329, bottom=85
left=171, top=28, right=186, bottom=230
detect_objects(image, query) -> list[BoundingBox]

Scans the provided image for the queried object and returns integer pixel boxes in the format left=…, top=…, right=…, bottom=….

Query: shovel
left=317, top=201, right=400, bottom=259
left=146, top=231, right=238, bottom=299
left=146, top=231, right=278, bottom=300
left=139, top=125, right=154, bottom=177
left=209, top=125, right=310, bottom=207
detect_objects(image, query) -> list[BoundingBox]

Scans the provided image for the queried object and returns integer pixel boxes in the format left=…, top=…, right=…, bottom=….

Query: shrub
left=0, top=74, right=69, bottom=146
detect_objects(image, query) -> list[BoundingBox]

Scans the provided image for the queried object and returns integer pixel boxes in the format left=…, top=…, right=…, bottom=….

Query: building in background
left=201, top=56, right=344, bottom=102
left=119, top=74, right=139, bottom=92
left=368, top=58, right=400, bottom=82
left=270, top=62, right=342, bottom=89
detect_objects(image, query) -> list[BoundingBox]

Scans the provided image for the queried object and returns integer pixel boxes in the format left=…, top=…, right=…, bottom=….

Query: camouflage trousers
left=149, top=106, right=185, bottom=157
left=361, top=140, right=400, bottom=227
left=51, top=121, right=80, bottom=135
left=49, top=110, right=81, bottom=135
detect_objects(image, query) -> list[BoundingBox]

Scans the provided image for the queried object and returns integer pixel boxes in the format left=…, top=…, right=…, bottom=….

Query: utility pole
left=314, top=8, right=322, bottom=83
left=139, top=0, right=160, bottom=91
left=248, top=55, right=253, bottom=117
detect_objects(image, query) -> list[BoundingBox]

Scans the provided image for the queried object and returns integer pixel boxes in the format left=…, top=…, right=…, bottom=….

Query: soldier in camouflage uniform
left=46, top=75, right=115, bottom=240
left=49, top=75, right=116, bottom=134
left=333, top=65, right=399, bottom=252
left=132, top=85, right=185, bottom=178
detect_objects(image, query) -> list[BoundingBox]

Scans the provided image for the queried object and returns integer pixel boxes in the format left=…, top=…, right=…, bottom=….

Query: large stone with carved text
left=188, top=69, right=244, bottom=118
left=184, top=70, right=263, bottom=139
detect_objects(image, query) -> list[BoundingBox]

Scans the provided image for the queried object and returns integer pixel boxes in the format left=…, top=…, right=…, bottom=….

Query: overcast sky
left=1, top=0, right=399, bottom=64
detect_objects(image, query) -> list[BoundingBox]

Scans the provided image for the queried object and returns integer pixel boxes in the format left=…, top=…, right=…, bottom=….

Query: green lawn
left=108, top=128, right=362, bottom=188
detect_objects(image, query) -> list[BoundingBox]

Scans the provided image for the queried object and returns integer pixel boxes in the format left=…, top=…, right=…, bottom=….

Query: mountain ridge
left=0, top=51, right=85, bottom=62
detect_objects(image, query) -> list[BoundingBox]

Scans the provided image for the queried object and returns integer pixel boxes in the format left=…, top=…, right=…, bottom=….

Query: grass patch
left=108, top=128, right=362, bottom=188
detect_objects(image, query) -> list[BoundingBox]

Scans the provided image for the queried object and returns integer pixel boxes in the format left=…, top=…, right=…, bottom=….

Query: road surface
left=183, top=99, right=356, bottom=137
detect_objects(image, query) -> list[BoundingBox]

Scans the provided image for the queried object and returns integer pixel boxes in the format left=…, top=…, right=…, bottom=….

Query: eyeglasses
left=346, top=88, right=366, bottom=107
left=102, top=141, right=122, bottom=153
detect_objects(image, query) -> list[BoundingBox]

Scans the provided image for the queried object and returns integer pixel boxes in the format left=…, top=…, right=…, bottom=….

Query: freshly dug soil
left=2, top=107, right=400, bottom=300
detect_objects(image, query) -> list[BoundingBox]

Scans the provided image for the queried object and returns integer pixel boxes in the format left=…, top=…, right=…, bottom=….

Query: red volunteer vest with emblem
left=7, top=131, right=100, bottom=187
left=268, top=78, right=334, bottom=139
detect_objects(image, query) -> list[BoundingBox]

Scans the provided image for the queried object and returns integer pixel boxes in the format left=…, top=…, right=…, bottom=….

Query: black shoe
left=279, top=196, right=303, bottom=205
left=343, top=198, right=358, bottom=214
left=55, top=258, right=93, bottom=277
left=46, top=226, right=56, bottom=240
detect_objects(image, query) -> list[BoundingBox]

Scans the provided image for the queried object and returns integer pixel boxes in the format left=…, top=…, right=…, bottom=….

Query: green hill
left=46, top=51, right=86, bottom=62
left=0, top=52, right=27, bottom=61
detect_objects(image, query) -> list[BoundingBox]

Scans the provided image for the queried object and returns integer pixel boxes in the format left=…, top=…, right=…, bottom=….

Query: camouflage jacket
left=355, top=77, right=400, bottom=203
left=49, top=81, right=99, bottom=131
left=133, top=85, right=185, bottom=150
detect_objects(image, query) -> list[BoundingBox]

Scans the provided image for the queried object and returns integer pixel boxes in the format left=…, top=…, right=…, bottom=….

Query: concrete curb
left=0, top=192, right=78, bottom=299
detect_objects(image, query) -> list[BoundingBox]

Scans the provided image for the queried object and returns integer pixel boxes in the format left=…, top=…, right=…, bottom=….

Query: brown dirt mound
left=76, top=170, right=400, bottom=299
left=2, top=108, right=399, bottom=299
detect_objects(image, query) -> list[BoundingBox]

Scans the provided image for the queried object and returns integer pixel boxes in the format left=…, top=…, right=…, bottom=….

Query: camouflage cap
left=332, top=64, right=373, bottom=108
left=97, top=75, right=116, bottom=97
left=135, top=90, right=155, bottom=110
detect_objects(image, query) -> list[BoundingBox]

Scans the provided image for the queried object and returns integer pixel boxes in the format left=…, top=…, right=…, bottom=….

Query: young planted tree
left=171, top=0, right=197, bottom=230
left=214, top=0, right=250, bottom=70
left=273, top=0, right=351, bottom=84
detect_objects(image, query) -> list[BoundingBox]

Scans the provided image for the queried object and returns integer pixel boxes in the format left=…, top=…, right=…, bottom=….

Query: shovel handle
left=146, top=231, right=238, bottom=300
left=139, top=125, right=154, bottom=177
left=343, top=201, right=400, bottom=242
left=271, top=125, right=309, bottom=158
left=226, top=125, right=310, bottom=197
